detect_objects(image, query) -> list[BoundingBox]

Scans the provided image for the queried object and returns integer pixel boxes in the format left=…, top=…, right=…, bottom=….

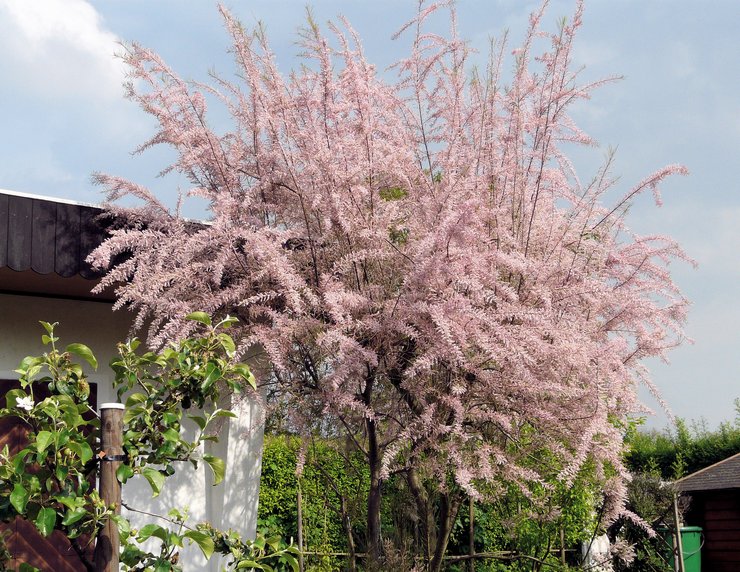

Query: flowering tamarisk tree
left=91, top=1, right=689, bottom=569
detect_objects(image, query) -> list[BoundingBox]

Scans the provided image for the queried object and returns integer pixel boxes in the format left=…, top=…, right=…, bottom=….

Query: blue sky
left=1, top=0, right=738, bottom=430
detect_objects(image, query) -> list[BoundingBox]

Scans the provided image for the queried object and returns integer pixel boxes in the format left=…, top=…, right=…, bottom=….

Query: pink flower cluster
left=90, top=0, right=689, bottom=524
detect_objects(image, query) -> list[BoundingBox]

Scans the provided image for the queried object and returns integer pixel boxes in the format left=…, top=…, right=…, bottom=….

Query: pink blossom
left=89, top=0, right=690, bottom=549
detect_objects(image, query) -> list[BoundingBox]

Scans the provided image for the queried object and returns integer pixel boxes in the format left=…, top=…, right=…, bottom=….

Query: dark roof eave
left=0, top=192, right=111, bottom=297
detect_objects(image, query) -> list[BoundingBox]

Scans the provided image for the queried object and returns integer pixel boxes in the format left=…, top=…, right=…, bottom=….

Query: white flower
left=16, top=395, right=34, bottom=412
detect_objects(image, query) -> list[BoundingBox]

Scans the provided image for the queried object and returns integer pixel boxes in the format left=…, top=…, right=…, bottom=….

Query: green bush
left=259, top=434, right=603, bottom=571
left=259, top=435, right=369, bottom=571
left=625, top=400, right=740, bottom=479
left=0, top=317, right=298, bottom=572
left=443, top=464, right=598, bottom=572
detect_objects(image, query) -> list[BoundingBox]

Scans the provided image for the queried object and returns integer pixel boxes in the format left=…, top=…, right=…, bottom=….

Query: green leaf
left=188, top=415, right=207, bottom=431
left=62, top=507, right=87, bottom=526
left=186, top=311, right=212, bottom=326
left=125, top=392, right=148, bottom=406
left=112, top=514, right=131, bottom=537
left=201, top=363, right=222, bottom=392
left=142, top=467, right=166, bottom=497
left=217, top=332, right=236, bottom=355
left=217, top=315, right=239, bottom=329
left=116, top=463, right=134, bottom=484
left=65, top=343, right=98, bottom=370
left=162, top=428, right=181, bottom=442
left=19, top=563, right=41, bottom=572
left=184, top=530, right=215, bottom=560
left=123, top=404, right=145, bottom=425
left=55, top=464, right=69, bottom=482
left=28, top=475, right=41, bottom=494
left=35, top=507, right=57, bottom=537
left=67, top=441, right=93, bottom=464
left=5, top=389, right=28, bottom=409
left=110, top=514, right=131, bottom=540
left=35, top=431, right=54, bottom=453
left=10, top=483, right=29, bottom=513
left=54, top=495, right=78, bottom=510
left=203, top=454, right=225, bottom=485
left=233, top=364, right=256, bottom=390
left=138, top=523, right=169, bottom=542
left=286, top=552, right=299, bottom=572
left=211, top=409, right=237, bottom=419
left=236, top=561, right=264, bottom=570
left=266, top=535, right=281, bottom=551
left=39, top=321, right=57, bottom=336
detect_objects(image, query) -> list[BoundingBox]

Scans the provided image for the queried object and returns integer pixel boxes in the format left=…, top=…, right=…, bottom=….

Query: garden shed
left=676, top=451, right=740, bottom=572
left=0, top=189, right=263, bottom=571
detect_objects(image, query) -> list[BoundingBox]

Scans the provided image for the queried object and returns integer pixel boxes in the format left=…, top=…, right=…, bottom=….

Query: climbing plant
left=0, top=314, right=298, bottom=571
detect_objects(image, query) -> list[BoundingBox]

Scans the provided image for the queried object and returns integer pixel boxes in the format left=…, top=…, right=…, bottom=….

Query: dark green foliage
left=625, top=400, right=740, bottom=479
left=255, top=407, right=740, bottom=570
left=443, top=467, right=598, bottom=572
left=259, top=435, right=601, bottom=571
left=258, top=435, right=368, bottom=571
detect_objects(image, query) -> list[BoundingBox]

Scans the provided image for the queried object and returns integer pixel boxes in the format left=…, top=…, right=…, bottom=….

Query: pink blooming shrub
left=90, top=1, right=689, bottom=567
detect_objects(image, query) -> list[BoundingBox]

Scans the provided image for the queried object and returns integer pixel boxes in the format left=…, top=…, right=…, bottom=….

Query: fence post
left=559, top=525, right=565, bottom=565
left=468, top=497, right=475, bottom=572
left=297, top=479, right=305, bottom=572
left=95, top=403, right=125, bottom=572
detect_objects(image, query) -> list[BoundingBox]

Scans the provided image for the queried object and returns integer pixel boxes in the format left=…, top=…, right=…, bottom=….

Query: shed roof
left=675, top=451, right=740, bottom=492
left=0, top=190, right=113, bottom=301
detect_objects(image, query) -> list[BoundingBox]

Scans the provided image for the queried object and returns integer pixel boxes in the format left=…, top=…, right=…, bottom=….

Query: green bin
left=659, top=526, right=702, bottom=572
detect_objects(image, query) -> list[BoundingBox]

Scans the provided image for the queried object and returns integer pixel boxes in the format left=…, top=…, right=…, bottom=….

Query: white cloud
left=0, top=0, right=126, bottom=101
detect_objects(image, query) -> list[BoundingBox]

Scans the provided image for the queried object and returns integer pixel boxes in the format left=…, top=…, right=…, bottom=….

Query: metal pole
left=95, top=403, right=125, bottom=572
left=672, top=492, right=685, bottom=572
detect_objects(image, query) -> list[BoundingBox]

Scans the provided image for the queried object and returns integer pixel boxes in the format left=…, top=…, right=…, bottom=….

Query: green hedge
left=259, top=436, right=600, bottom=571
left=258, top=435, right=369, bottom=571
left=625, top=400, right=740, bottom=479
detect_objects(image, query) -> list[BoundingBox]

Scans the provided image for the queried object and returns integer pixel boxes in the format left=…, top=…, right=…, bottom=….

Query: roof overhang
left=0, top=190, right=113, bottom=301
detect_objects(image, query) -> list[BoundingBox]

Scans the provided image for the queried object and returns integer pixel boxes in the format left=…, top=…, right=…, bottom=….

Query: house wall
left=0, top=292, right=264, bottom=571
left=686, top=489, right=740, bottom=572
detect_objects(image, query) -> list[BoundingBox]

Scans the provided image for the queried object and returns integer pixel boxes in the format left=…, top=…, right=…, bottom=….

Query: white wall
left=0, top=293, right=263, bottom=571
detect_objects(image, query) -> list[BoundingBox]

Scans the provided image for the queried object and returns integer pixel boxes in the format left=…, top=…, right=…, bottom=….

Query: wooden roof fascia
left=7, top=195, right=32, bottom=271
left=0, top=192, right=107, bottom=280
left=0, top=194, right=8, bottom=268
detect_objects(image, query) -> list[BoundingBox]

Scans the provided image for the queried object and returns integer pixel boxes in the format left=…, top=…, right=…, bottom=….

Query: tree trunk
left=407, top=467, right=434, bottom=566
left=407, top=468, right=463, bottom=572
left=366, top=416, right=383, bottom=569
left=429, top=492, right=462, bottom=572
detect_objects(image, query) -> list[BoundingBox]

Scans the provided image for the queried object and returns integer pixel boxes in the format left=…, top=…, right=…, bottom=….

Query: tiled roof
left=675, top=452, right=740, bottom=492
